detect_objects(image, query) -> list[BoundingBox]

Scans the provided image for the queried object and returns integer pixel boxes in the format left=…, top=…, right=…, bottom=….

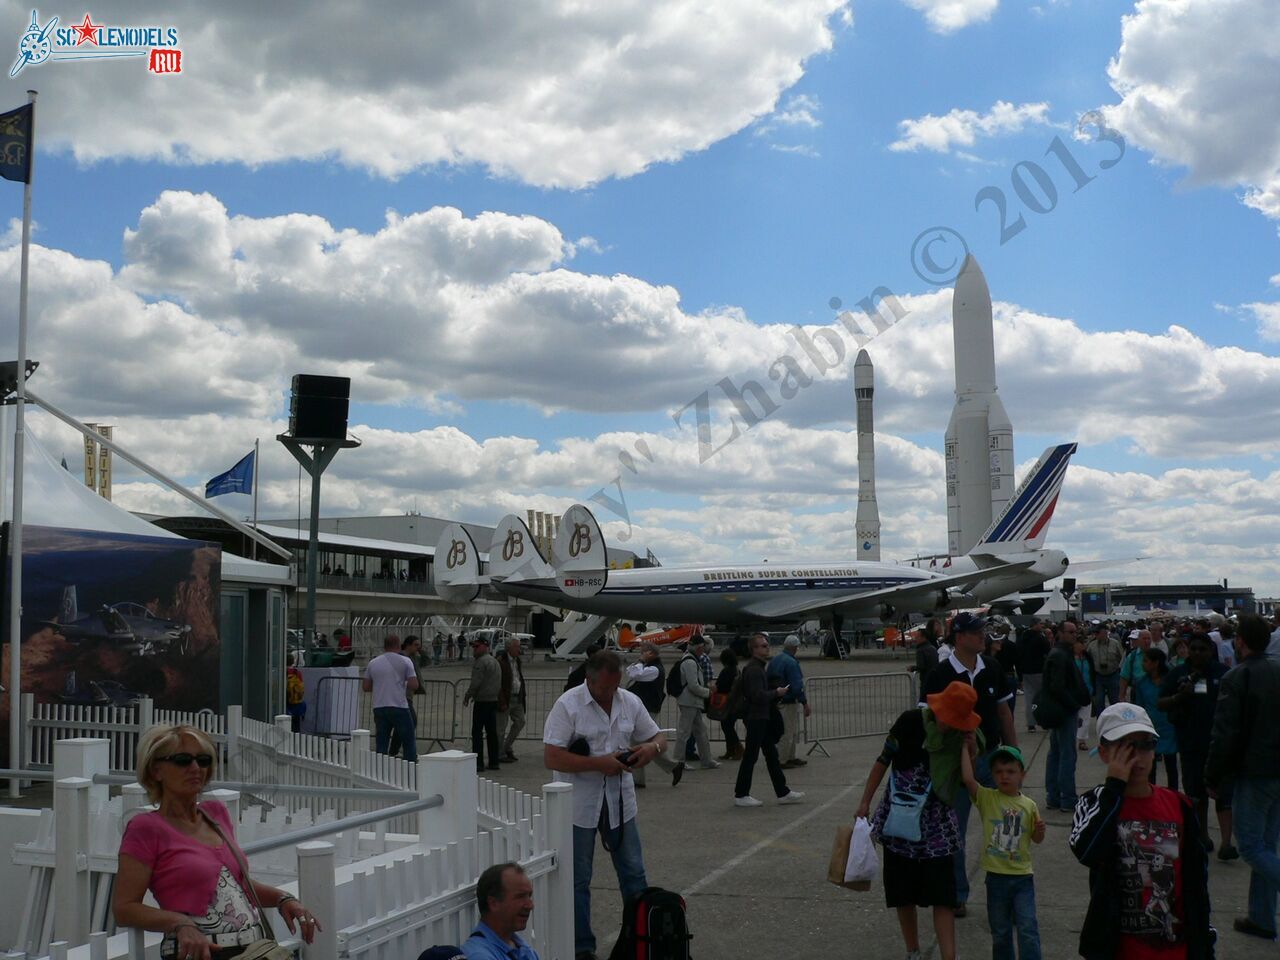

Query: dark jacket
left=1069, top=778, right=1215, bottom=960
left=914, top=641, right=939, bottom=682
left=630, top=661, right=666, bottom=714
left=1016, top=627, right=1049, bottom=676
left=741, top=658, right=781, bottom=721
left=1205, top=653, right=1280, bottom=787
left=497, top=650, right=526, bottom=711
left=1042, top=642, right=1091, bottom=719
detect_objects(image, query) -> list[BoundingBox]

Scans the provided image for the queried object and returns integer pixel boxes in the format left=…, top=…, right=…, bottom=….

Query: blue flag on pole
left=205, top=450, right=255, bottom=498
left=0, top=104, right=33, bottom=183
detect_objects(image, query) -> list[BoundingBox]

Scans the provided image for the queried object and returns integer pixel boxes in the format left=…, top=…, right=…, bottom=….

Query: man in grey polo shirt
left=362, top=634, right=419, bottom=761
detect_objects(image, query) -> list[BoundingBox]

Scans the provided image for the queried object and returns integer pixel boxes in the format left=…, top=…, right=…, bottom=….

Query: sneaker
left=734, top=795, right=764, bottom=807
left=671, top=762, right=685, bottom=787
left=778, top=790, right=805, bottom=804
left=699, top=760, right=722, bottom=770
left=1218, top=844, right=1240, bottom=861
left=503, top=753, right=518, bottom=763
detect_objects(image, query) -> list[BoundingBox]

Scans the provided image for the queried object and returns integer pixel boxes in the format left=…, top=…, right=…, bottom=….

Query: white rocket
left=945, top=256, right=1014, bottom=556
left=854, top=349, right=881, bottom=560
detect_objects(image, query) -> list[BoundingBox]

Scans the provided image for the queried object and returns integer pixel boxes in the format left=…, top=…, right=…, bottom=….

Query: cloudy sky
left=2, top=0, right=1278, bottom=595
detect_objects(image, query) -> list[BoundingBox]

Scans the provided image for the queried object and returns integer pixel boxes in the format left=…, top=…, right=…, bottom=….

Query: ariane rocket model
left=854, top=348, right=881, bottom=560
left=945, top=256, right=1014, bottom=556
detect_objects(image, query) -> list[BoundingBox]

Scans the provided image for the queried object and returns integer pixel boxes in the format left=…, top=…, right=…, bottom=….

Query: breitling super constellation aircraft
left=434, top=443, right=1078, bottom=632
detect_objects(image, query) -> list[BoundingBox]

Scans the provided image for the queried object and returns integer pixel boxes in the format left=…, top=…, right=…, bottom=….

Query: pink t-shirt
left=119, top=801, right=250, bottom=916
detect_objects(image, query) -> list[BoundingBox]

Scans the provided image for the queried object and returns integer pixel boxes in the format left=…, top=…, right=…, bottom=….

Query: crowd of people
left=113, top=609, right=1280, bottom=960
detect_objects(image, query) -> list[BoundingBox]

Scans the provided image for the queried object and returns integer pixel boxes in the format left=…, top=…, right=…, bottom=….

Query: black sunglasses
left=157, top=752, right=214, bottom=768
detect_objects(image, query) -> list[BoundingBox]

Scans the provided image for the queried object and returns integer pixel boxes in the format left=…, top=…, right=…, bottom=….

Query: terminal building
left=1079, top=582, right=1259, bottom=618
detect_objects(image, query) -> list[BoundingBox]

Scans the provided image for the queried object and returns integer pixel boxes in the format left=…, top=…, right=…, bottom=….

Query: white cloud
left=771, top=94, right=822, bottom=129
left=11, top=192, right=1280, bottom=468
left=890, top=101, right=1051, bottom=153
left=1103, top=0, right=1280, bottom=218
left=1242, top=302, right=1280, bottom=341
left=14, top=0, right=848, bottom=189
left=899, top=0, right=999, bottom=33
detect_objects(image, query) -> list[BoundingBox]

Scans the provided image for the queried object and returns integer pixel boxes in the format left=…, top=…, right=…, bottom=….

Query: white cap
left=1097, top=703, right=1158, bottom=743
left=784, top=634, right=800, bottom=648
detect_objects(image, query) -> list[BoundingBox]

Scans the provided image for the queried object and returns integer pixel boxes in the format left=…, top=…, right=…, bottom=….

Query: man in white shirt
left=543, top=650, right=667, bottom=960
left=362, top=634, right=420, bottom=761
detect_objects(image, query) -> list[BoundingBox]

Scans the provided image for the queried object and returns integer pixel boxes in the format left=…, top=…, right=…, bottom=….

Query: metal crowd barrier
left=803, top=671, right=915, bottom=755
left=353, top=679, right=458, bottom=751
left=318, top=667, right=910, bottom=757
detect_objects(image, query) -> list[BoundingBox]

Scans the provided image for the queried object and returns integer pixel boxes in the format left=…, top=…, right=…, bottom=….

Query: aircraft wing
left=1062, top=556, right=1147, bottom=575
left=740, top=561, right=1036, bottom=620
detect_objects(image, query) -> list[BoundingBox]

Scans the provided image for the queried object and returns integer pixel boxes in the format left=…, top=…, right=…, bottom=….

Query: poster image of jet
left=1, top=524, right=220, bottom=763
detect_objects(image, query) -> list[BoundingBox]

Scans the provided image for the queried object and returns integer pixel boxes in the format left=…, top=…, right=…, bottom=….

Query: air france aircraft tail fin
left=973, top=442, right=1077, bottom=551
left=433, top=522, right=486, bottom=604
left=549, top=504, right=608, bottom=599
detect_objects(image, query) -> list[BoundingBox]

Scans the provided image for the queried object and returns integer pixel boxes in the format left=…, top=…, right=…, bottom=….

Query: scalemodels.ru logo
left=10, top=9, right=182, bottom=77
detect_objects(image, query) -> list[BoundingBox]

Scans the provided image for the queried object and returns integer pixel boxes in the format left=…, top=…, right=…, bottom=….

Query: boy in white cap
left=1068, top=703, right=1215, bottom=960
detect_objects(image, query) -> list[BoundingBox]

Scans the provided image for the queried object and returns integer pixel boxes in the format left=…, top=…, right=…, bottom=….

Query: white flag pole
left=252, top=438, right=259, bottom=561
left=8, top=89, right=35, bottom=797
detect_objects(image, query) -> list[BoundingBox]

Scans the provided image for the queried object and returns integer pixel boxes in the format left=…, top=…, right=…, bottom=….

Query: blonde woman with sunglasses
left=112, top=725, right=321, bottom=960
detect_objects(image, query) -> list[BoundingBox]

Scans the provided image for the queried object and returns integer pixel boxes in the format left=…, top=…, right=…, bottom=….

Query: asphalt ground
left=3, top=648, right=1268, bottom=958
left=473, top=648, right=1267, bottom=960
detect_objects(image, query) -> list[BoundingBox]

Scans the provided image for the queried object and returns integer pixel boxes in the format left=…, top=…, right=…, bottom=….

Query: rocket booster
left=854, top=349, right=881, bottom=560
left=945, top=256, right=1014, bottom=556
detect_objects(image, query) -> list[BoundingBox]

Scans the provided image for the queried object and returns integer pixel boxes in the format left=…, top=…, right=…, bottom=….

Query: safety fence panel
left=804, top=671, right=915, bottom=744
left=355, top=679, right=458, bottom=751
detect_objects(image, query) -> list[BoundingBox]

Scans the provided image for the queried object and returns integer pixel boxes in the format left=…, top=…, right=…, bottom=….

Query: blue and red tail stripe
left=977, top=443, right=1077, bottom=547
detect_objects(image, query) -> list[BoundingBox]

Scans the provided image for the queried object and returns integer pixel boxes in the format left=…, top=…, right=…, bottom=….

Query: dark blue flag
left=0, top=104, right=32, bottom=184
left=205, top=449, right=255, bottom=498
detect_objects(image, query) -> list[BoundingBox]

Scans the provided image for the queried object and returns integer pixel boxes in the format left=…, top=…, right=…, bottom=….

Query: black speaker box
left=288, top=374, right=350, bottom=440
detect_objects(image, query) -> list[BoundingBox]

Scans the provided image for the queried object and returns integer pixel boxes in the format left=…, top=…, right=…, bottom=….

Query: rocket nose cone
left=952, top=254, right=991, bottom=317
left=855, top=349, right=872, bottom=367
left=854, top=348, right=874, bottom=388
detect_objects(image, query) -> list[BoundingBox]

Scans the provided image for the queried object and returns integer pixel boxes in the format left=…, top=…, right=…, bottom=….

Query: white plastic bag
left=845, top=816, right=880, bottom=883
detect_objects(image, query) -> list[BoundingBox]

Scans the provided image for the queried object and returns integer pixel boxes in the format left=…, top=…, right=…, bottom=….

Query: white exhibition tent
left=0, top=409, right=291, bottom=586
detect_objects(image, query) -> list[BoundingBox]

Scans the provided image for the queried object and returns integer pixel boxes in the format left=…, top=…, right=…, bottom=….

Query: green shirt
left=974, top=786, right=1039, bottom=876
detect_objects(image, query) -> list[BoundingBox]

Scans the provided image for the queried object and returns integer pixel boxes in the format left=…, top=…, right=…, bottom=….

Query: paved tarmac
left=475, top=649, right=1268, bottom=960
left=3, top=647, right=1269, bottom=958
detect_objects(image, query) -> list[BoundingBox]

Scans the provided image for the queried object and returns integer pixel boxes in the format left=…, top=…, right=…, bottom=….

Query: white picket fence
left=7, top=735, right=574, bottom=960
left=22, top=697, right=425, bottom=833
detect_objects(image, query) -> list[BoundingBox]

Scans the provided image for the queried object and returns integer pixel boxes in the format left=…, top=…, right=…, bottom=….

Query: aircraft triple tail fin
left=973, top=442, right=1077, bottom=552
left=434, top=505, right=610, bottom=606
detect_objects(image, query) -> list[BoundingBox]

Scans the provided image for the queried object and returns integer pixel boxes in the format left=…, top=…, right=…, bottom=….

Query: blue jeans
left=986, top=873, right=1042, bottom=960
left=573, top=818, right=648, bottom=954
left=1092, top=673, right=1121, bottom=714
left=373, top=706, right=417, bottom=762
left=952, top=751, right=993, bottom=905
left=1044, top=718, right=1077, bottom=809
left=1234, top=777, right=1280, bottom=933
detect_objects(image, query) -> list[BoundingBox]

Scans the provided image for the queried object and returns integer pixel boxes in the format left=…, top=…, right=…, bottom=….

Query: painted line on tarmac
left=596, top=780, right=862, bottom=953
left=681, top=780, right=863, bottom=897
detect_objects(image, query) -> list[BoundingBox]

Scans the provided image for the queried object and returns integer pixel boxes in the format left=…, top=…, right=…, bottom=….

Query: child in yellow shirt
left=961, top=740, right=1045, bottom=960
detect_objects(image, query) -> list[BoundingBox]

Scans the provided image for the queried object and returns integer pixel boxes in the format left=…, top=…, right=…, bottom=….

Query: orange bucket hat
left=926, top=681, right=982, bottom=731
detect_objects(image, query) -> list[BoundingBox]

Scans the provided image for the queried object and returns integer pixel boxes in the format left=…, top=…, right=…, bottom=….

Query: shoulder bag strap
left=201, top=809, right=276, bottom=937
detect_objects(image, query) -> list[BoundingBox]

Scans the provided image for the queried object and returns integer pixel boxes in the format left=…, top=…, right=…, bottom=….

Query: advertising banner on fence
left=1, top=523, right=221, bottom=765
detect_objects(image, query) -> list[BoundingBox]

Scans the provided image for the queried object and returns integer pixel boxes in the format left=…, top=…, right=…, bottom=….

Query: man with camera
left=543, top=650, right=668, bottom=960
